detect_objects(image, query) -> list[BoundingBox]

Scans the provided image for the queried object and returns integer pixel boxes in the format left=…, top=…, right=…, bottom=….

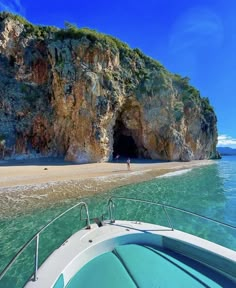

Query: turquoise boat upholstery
left=53, top=274, right=64, bottom=288
left=65, top=244, right=234, bottom=288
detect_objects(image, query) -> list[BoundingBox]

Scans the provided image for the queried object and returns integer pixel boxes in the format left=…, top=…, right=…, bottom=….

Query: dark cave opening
left=113, top=134, right=138, bottom=158
left=113, top=120, right=139, bottom=158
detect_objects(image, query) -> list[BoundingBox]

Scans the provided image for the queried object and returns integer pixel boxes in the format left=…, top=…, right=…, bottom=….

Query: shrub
left=201, top=97, right=214, bottom=113
left=55, top=22, right=130, bottom=53
left=0, top=11, right=58, bottom=39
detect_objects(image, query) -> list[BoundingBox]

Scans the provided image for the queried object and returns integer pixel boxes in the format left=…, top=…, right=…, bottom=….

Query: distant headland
left=217, top=147, right=236, bottom=156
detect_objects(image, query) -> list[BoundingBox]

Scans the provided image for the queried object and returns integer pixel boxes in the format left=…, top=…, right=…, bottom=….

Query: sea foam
left=156, top=168, right=192, bottom=178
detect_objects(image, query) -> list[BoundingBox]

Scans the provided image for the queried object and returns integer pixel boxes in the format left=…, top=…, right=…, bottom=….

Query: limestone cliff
left=0, top=13, right=219, bottom=162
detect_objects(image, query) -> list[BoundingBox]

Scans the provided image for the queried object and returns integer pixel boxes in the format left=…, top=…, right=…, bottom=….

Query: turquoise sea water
left=0, top=156, right=236, bottom=287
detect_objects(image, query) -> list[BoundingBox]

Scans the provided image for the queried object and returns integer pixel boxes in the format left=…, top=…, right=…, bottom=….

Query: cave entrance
left=113, top=134, right=138, bottom=158
left=112, top=102, right=150, bottom=159
left=113, top=120, right=138, bottom=158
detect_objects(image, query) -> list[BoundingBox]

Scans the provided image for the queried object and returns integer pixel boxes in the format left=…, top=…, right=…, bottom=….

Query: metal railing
left=1, top=197, right=235, bottom=285
left=107, top=196, right=236, bottom=231
left=0, top=201, right=90, bottom=282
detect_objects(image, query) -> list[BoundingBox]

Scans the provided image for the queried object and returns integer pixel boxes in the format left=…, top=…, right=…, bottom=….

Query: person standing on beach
left=127, top=158, right=131, bottom=171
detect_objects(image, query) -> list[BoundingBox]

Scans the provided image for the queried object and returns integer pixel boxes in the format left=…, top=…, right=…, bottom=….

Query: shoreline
left=0, top=159, right=214, bottom=218
left=0, top=159, right=213, bottom=188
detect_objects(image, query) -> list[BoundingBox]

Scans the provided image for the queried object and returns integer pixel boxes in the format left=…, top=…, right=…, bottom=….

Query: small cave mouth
left=113, top=119, right=145, bottom=159
left=113, top=133, right=138, bottom=158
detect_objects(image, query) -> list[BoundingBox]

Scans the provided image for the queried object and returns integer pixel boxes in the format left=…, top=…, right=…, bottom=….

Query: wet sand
left=0, top=159, right=213, bottom=217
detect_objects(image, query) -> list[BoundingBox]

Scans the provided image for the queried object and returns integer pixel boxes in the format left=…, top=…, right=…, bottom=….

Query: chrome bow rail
left=1, top=197, right=236, bottom=285
left=0, top=201, right=90, bottom=282
left=107, top=196, right=236, bottom=231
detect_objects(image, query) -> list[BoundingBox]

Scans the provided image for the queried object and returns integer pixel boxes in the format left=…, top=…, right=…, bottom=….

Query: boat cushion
left=114, top=244, right=222, bottom=288
left=65, top=251, right=136, bottom=288
left=66, top=244, right=227, bottom=288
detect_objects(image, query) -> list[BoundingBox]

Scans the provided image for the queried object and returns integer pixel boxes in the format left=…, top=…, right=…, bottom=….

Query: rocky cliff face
left=0, top=13, right=219, bottom=162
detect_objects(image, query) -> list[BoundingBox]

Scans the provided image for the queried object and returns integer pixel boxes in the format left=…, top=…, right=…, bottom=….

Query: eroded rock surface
left=0, top=13, right=219, bottom=162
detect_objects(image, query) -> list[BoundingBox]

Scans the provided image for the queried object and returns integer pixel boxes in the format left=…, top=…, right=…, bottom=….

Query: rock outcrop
left=0, top=13, right=219, bottom=162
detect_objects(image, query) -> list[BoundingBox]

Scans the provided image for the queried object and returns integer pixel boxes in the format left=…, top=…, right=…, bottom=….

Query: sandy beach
left=0, top=159, right=213, bottom=188
left=0, top=159, right=214, bottom=217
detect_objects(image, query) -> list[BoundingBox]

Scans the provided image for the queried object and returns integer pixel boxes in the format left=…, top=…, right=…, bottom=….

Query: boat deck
left=24, top=220, right=236, bottom=288
left=2, top=199, right=236, bottom=288
left=65, top=244, right=234, bottom=288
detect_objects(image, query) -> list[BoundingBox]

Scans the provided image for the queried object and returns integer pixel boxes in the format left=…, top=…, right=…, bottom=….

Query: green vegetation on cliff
left=0, top=12, right=218, bottom=161
left=0, top=11, right=58, bottom=38
left=0, top=12, right=215, bottom=114
left=56, top=22, right=130, bottom=51
left=0, top=11, right=31, bottom=26
left=0, top=12, right=165, bottom=71
left=201, top=97, right=214, bottom=113
left=55, top=21, right=167, bottom=75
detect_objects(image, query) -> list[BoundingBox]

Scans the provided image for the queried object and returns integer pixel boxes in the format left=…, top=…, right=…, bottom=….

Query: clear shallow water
left=0, top=157, right=236, bottom=287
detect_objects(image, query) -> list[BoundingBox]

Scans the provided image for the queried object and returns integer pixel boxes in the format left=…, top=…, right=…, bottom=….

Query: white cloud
left=169, top=7, right=224, bottom=54
left=218, top=135, right=236, bottom=148
left=0, top=0, right=25, bottom=15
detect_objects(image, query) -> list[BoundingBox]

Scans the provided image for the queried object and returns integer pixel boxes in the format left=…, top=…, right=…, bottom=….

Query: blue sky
left=0, top=0, right=236, bottom=148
